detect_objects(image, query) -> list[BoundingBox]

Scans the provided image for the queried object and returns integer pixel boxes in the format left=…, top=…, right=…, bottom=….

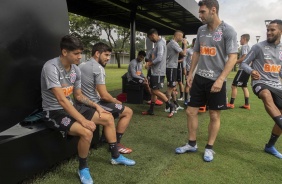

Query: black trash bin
left=121, top=72, right=128, bottom=93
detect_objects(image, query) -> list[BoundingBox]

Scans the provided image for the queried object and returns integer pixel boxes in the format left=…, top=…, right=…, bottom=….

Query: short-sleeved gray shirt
left=127, top=58, right=145, bottom=81
left=151, top=38, right=167, bottom=76
left=79, top=58, right=105, bottom=103
left=194, top=21, right=238, bottom=81
left=185, top=47, right=194, bottom=72
left=241, top=41, right=282, bottom=90
left=41, top=57, right=81, bottom=111
left=166, top=39, right=182, bottom=69
left=238, top=44, right=250, bottom=69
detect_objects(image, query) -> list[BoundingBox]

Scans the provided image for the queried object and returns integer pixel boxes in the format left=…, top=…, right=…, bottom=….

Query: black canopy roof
left=67, top=0, right=202, bottom=35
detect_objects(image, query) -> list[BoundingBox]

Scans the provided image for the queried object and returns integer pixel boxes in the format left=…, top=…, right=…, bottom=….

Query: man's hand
left=96, top=105, right=111, bottom=118
left=147, top=61, right=153, bottom=66
left=187, top=74, right=194, bottom=87
left=143, top=78, right=149, bottom=85
left=80, top=119, right=96, bottom=132
left=182, top=38, right=188, bottom=46
left=211, top=78, right=224, bottom=93
left=251, top=70, right=261, bottom=80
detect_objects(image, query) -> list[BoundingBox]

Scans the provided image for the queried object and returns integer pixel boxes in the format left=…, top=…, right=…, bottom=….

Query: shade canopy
left=67, top=0, right=202, bottom=35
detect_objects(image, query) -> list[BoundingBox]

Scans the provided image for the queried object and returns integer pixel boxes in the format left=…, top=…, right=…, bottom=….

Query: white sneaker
left=164, top=108, right=177, bottom=113
left=175, top=143, right=198, bottom=154
left=176, top=105, right=184, bottom=111
left=203, top=149, right=215, bottom=162
left=178, top=97, right=184, bottom=101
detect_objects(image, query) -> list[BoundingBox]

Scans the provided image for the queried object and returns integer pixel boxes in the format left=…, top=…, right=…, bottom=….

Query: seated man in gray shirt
left=41, top=35, right=135, bottom=184
left=127, top=50, right=151, bottom=99
left=79, top=42, right=133, bottom=154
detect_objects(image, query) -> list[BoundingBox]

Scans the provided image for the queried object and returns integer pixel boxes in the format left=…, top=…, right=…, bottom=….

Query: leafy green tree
left=69, top=13, right=102, bottom=57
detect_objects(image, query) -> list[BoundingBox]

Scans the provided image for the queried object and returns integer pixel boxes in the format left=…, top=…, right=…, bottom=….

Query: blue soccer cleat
left=264, top=144, right=282, bottom=159
left=111, top=154, right=136, bottom=166
left=78, top=168, right=94, bottom=184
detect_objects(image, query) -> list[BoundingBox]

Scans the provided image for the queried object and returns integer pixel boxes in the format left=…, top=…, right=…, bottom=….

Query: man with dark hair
left=184, top=38, right=196, bottom=106
left=142, top=28, right=175, bottom=117
left=227, top=34, right=251, bottom=109
left=41, top=36, right=135, bottom=184
left=127, top=50, right=147, bottom=85
left=241, top=19, right=282, bottom=159
left=175, top=0, right=238, bottom=162
left=165, top=30, right=187, bottom=113
left=79, top=42, right=135, bottom=154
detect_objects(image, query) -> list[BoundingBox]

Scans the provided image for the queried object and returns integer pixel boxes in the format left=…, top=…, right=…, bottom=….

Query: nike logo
left=218, top=105, right=224, bottom=108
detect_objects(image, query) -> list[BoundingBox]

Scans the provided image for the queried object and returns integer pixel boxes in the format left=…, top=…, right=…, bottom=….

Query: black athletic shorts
left=149, top=75, right=165, bottom=90
left=97, top=101, right=125, bottom=119
left=253, top=83, right=282, bottom=109
left=232, top=69, right=250, bottom=87
left=188, top=74, right=227, bottom=110
left=44, top=105, right=95, bottom=138
left=166, top=68, right=177, bottom=87
left=177, top=63, right=184, bottom=82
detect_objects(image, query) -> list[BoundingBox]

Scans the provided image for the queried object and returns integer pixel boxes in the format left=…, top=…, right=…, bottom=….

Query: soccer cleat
left=175, top=143, right=198, bottom=154
left=176, top=105, right=184, bottom=111
left=226, top=103, right=234, bottom=109
left=178, top=97, right=184, bottom=101
left=111, top=154, right=136, bottom=166
left=203, top=149, right=215, bottom=162
left=117, top=143, right=132, bottom=154
left=198, top=106, right=206, bottom=113
left=239, top=104, right=250, bottom=110
left=78, top=168, right=94, bottom=184
left=147, top=99, right=163, bottom=106
left=184, top=100, right=189, bottom=106
left=168, top=111, right=174, bottom=118
left=264, top=145, right=282, bottom=159
left=141, top=110, right=154, bottom=115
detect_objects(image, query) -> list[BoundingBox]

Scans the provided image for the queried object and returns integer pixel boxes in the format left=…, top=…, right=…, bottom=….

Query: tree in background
left=69, top=13, right=101, bottom=57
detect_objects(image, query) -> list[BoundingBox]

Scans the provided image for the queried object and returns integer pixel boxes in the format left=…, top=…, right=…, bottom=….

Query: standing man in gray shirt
left=79, top=42, right=134, bottom=154
left=41, top=35, right=135, bottom=184
left=175, top=0, right=238, bottom=162
left=165, top=30, right=187, bottom=112
left=241, top=19, right=282, bottom=159
left=227, top=34, right=251, bottom=110
left=142, top=28, right=175, bottom=118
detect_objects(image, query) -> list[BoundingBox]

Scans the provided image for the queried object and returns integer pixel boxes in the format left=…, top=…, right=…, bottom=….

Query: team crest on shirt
left=61, top=117, right=71, bottom=126
left=69, top=70, right=77, bottom=83
left=279, top=51, right=282, bottom=60
left=213, top=31, right=223, bottom=42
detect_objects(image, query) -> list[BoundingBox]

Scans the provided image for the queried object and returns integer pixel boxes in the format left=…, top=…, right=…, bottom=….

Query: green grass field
left=29, top=65, right=282, bottom=184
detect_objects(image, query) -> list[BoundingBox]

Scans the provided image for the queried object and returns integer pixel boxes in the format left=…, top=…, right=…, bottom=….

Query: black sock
left=245, top=97, right=249, bottom=105
left=273, top=115, right=282, bottom=129
left=116, top=132, right=123, bottom=143
left=184, top=92, right=188, bottom=101
left=165, top=101, right=170, bottom=109
left=149, top=102, right=155, bottom=112
left=174, top=101, right=179, bottom=107
left=78, top=156, right=88, bottom=170
left=180, top=92, right=183, bottom=98
left=188, top=140, right=196, bottom=147
left=266, top=133, right=280, bottom=147
left=109, top=142, right=120, bottom=158
left=205, top=144, right=213, bottom=149
left=230, top=98, right=235, bottom=104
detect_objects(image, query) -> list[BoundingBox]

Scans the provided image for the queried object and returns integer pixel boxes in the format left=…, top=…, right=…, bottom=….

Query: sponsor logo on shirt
left=62, top=86, right=74, bottom=96
left=198, top=69, right=214, bottom=78
left=213, top=31, right=223, bottom=42
left=200, top=46, right=216, bottom=56
left=263, top=63, right=281, bottom=73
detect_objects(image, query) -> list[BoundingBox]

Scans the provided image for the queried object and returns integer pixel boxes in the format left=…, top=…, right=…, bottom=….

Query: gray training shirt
left=238, top=44, right=250, bottom=69
left=166, top=39, right=183, bottom=69
left=41, top=57, right=81, bottom=111
left=185, top=47, right=194, bottom=72
left=194, top=21, right=238, bottom=81
left=127, top=58, right=145, bottom=81
left=150, top=38, right=167, bottom=76
left=79, top=58, right=104, bottom=103
left=241, top=41, right=282, bottom=90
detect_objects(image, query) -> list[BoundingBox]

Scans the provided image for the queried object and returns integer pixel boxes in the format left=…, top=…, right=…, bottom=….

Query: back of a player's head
left=147, top=28, right=158, bottom=37
left=198, top=0, right=219, bottom=14
left=138, top=50, right=146, bottom=57
left=241, top=34, right=250, bottom=42
left=91, top=42, right=112, bottom=56
left=60, top=35, right=84, bottom=52
left=270, top=19, right=282, bottom=30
